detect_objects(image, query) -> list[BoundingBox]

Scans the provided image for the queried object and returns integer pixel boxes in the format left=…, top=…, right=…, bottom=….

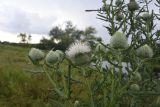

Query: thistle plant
left=27, top=0, right=160, bottom=107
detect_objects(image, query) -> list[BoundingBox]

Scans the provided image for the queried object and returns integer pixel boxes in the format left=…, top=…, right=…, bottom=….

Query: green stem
left=103, top=87, right=107, bottom=107
left=42, top=66, right=64, bottom=98
left=83, top=68, right=95, bottom=107
left=67, top=65, right=72, bottom=99
left=109, top=66, right=116, bottom=107
left=86, top=79, right=95, bottom=107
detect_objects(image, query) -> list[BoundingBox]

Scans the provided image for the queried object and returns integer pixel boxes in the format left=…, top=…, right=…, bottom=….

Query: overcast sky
left=0, top=0, right=110, bottom=43
left=0, top=0, right=158, bottom=43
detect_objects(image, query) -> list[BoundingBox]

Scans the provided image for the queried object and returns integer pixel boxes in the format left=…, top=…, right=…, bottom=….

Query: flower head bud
left=74, top=100, right=80, bottom=107
left=131, top=72, right=142, bottom=82
left=130, top=84, right=140, bottom=91
left=66, top=41, right=91, bottom=66
left=28, top=48, right=44, bottom=64
left=102, top=4, right=109, bottom=11
left=45, top=51, right=59, bottom=65
left=128, top=0, right=139, bottom=11
left=110, top=31, right=128, bottom=49
left=55, top=50, right=64, bottom=61
left=142, top=12, right=151, bottom=21
left=95, top=43, right=107, bottom=53
left=136, top=44, right=153, bottom=58
left=97, top=37, right=102, bottom=42
left=72, top=53, right=90, bottom=66
left=116, top=12, right=124, bottom=21
left=115, top=0, right=123, bottom=6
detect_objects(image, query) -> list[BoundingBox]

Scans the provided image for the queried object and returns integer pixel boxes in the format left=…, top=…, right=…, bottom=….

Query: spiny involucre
left=128, top=0, right=139, bottom=11
left=142, top=12, right=152, bottom=21
left=55, top=50, right=64, bottom=61
left=45, top=50, right=59, bottom=65
left=95, top=43, right=107, bottom=53
left=110, top=31, right=128, bottom=49
left=66, top=41, right=91, bottom=66
left=130, top=84, right=140, bottom=91
left=136, top=44, right=153, bottom=58
left=28, top=48, right=45, bottom=63
left=131, top=72, right=142, bottom=82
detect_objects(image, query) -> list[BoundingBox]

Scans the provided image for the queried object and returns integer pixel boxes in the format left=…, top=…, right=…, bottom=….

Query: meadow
left=0, top=44, right=60, bottom=107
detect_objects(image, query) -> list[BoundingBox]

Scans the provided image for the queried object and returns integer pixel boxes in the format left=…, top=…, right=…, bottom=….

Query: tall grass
left=0, top=44, right=54, bottom=107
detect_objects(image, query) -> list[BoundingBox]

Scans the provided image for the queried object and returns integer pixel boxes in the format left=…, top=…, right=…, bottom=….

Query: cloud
left=0, top=5, right=57, bottom=34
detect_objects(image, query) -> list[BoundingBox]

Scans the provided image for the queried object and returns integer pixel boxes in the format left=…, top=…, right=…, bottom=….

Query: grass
left=0, top=44, right=59, bottom=107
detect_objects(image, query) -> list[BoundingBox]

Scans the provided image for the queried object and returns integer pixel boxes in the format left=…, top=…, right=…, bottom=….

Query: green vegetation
left=0, top=44, right=59, bottom=107
left=1, top=0, right=160, bottom=106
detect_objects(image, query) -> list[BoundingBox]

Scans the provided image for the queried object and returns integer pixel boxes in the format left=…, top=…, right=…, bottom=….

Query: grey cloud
left=0, top=5, right=57, bottom=34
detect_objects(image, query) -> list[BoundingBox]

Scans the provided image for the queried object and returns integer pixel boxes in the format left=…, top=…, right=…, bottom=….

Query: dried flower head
left=66, top=41, right=91, bottom=66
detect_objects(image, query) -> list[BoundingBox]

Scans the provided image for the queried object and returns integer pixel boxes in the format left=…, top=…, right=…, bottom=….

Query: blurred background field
left=0, top=44, right=57, bottom=107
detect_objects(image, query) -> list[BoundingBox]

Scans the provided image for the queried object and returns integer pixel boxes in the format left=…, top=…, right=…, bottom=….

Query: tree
left=27, top=35, right=32, bottom=43
left=48, top=21, right=98, bottom=50
left=17, top=33, right=27, bottom=43
left=49, top=26, right=64, bottom=40
left=83, top=26, right=97, bottom=41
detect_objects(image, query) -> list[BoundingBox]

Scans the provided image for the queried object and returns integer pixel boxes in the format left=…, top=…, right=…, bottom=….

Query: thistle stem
left=67, top=64, right=72, bottom=99
left=42, top=66, right=64, bottom=98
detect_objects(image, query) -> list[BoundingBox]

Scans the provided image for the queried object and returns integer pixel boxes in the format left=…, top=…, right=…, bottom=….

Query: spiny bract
left=136, top=44, right=153, bottom=58
left=28, top=48, right=45, bottom=63
left=110, top=31, right=128, bottom=49
left=45, top=50, right=59, bottom=65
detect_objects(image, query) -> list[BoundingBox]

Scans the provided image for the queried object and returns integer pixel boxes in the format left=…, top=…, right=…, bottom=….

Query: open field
left=0, top=44, right=59, bottom=107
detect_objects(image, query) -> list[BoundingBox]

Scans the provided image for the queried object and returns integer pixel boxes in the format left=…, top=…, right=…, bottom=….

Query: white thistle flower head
left=136, top=44, right=153, bottom=58
left=28, top=48, right=45, bottom=64
left=66, top=41, right=91, bottom=66
left=110, top=31, right=128, bottom=49
left=45, top=50, right=59, bottom=66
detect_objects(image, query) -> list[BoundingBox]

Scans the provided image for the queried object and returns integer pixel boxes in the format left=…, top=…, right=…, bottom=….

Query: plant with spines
left=27, top=0, right=160, bottom=106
